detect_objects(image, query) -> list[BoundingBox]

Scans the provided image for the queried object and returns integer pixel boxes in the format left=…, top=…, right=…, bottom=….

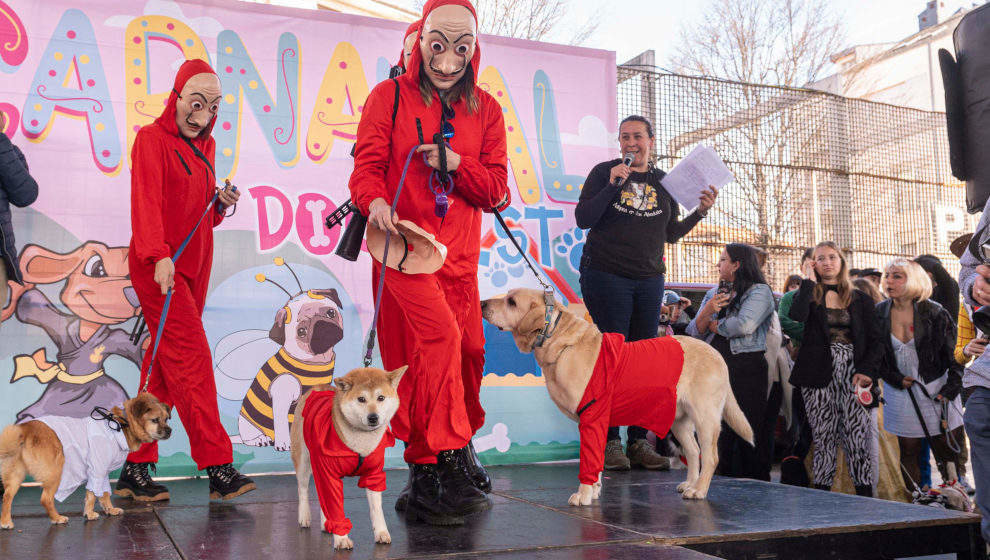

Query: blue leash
left=139, top=189, right=229, bottom=393
left=363, top=145, right=426, bottom=367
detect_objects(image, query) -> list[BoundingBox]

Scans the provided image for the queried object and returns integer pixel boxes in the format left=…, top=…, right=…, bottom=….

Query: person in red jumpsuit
left=117, top=59, right=256, bottom=501
left=349, top=0, right=510, bottom=525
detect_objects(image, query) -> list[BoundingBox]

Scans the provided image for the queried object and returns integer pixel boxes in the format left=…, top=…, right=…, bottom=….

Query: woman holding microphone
left=575, top=115, right=717, bottom=470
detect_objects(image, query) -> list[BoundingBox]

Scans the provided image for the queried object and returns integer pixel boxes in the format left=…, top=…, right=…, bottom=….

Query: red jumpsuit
left=349, top=8, right=510, bottom=464
left=303, top=390, right=393, bottom=536
left=576, top=333, right=684, bottom=484
left=127, top=59, right=232, bottom=470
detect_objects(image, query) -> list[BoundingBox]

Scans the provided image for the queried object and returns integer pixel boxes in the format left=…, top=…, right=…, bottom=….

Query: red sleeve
left=578, top=408, right=607, bottom=486
left=357, top=431, right=393, bottom=492
left=311, top=456, right=352, bottom=536
left=348, top=81, right=395, bottom=215
left=130, top=129, right=171, bottom=266
left=455, top=97, right=510, bottom=210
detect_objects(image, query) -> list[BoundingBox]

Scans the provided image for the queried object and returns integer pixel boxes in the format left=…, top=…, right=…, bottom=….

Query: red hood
left=405, top=0, right=480, bottom=87
left=397, top=19, right=422, bottom=69
left=154, top=58, right=218, bottom=150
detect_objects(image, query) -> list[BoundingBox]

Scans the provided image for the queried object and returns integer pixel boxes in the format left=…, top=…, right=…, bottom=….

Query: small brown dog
left=0, top=393, right=172, bottom=528
left=291, top=366, right=406, bottom=550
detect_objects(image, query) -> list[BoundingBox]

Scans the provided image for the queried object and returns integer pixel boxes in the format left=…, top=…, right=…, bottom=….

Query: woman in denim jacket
left=688, top=243, right=775, bottom=479
left=788, top=241, right=882, bottom=497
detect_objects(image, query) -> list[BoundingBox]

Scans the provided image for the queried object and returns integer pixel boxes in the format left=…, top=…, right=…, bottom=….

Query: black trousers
left=712, top=335, right=769, bottom=480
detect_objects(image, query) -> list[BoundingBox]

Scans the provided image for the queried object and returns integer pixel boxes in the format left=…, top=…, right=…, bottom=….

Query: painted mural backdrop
left=0, top=0, right=616, bottom=475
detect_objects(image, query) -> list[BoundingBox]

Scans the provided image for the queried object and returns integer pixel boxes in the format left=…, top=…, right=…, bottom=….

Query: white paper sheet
left=660, top=145, right=735, bottom=211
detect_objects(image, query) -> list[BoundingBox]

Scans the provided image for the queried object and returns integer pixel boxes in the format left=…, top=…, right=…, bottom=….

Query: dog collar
left=533, top=294, right=562, bottom=350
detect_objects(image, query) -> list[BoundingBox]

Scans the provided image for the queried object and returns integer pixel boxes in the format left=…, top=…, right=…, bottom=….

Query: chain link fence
left=617, top=69, right=975, bottom=290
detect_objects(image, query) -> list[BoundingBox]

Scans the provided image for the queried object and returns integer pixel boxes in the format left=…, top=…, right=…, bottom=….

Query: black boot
left=394, top=464, right=413, bottom=512
left=436, top=449, right=492, bottom=515
left=404, top=463, right=466, bottom=526
left=854, top=485, right=873, bottom=497
left=459, top=442, right=492, bottom=493
left=206, top=464, right=256, bottom=500
left=115, top=461, right=170, bottom=501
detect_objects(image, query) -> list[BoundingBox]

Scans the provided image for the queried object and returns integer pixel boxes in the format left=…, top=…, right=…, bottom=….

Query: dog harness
left=575, top=333, right=684, bottom=485
left=34, top=415, right=130, bottom=501
left=239, top=348, right=335, bottom=440
left=302, top=389, right=394, bottom=536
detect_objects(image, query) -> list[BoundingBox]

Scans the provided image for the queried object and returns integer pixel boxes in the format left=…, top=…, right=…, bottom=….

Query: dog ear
left=19, top=244, right=86, bottom=285
left=388, top=365, right=409, bottom=389
left=310, top=289, right=342, bottom=309
left=124, top=396, right=151, bottom=440
left=333, top=377, right=352, bottom=393
left=269, top=307, right=288, bottom=345
left=129, top=396, right=150, bottom=420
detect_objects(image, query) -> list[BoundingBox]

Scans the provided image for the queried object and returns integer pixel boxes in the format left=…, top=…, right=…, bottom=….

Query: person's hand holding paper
left=661, top=145, right=733, bottom=213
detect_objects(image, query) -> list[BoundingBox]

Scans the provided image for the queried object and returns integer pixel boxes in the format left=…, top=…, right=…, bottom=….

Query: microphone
left=613, top=152, right=635, bottom=186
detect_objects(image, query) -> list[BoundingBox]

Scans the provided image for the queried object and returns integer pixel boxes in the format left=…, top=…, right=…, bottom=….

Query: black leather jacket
left=875, top=298, right=962, bottom=401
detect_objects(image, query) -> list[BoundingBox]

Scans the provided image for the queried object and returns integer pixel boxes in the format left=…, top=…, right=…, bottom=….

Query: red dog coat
left=576, top=333, right=684, bottom=484
left=303, top=390, right=394, bottom=536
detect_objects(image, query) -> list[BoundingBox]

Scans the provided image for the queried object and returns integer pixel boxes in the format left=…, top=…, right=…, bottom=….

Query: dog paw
left=52, top=515, right=69, bottom=525
left=332, top=534, right=354, bottom=550
left=1, top=520, right=14, bottom=530
left=298, top=509, right=311, bottom=528
left=568, top=492, right=591, bottom=506
left=84, top=511, right=100, bottom=521
left=106, top=507, right=123, bottom=516
left=676, top=481, right=691, bottom=493
left=682, top=488, right=707, bottom=500
left=374, top=529, right=391, bottom=544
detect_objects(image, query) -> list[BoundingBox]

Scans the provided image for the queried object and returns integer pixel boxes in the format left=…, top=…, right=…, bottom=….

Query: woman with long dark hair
left=575, top=114, right=718, bottom=470
left=788, top=241, right=882, bottom=497
left=688, top=243, right=775, bottom=479
left=915, top=254, right=960, bottom=324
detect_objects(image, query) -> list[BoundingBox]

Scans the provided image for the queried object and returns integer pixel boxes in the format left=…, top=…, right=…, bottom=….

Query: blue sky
left=401, top=0, right=973, bottom=69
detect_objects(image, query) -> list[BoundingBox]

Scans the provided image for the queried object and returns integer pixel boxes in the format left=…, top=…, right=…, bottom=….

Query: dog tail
left=721, top=390, right=755, bottom=446
left=0, top=424, right=25, bottom=459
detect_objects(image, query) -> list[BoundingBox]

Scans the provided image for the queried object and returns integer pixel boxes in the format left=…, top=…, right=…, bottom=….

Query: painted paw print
left=485, top=260, right=525, bottom=288
left=555, top=228, right=586, bottom=271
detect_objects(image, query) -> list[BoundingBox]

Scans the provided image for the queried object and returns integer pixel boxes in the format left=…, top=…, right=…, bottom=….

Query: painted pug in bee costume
left=349, top=0, right=510, bottom=525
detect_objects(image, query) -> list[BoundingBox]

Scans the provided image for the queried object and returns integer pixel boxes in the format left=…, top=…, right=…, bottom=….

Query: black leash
left=490, top=209, right=558, bottom=348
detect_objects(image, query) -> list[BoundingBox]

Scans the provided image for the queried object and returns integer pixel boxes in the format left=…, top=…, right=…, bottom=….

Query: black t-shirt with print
left=575, top=159, right=703, bottom=279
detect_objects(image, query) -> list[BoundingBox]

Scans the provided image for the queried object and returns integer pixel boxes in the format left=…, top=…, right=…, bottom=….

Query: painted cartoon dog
left=234, top=287, right=344, bottom=451
left=1, top=242, right=146, bottom=422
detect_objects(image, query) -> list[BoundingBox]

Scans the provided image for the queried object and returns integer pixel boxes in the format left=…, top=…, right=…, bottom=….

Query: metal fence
left=617, top=69, right=976, bottom=290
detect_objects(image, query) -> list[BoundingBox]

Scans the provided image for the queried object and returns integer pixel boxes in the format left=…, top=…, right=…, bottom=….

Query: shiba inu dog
left=0, top=393, right=172, bottom=528
left=481, top=288, right=753, bottom=505
left=290, top=366, right=406, bottom=550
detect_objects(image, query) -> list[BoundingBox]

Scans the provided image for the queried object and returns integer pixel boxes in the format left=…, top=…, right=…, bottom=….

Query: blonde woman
left=788, top=241, right=882, bottom=496
left=876, top=259, right=965, bottom=491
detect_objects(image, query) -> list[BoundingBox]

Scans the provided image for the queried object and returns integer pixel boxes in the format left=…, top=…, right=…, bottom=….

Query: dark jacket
left=787, top=279, right=883, bottom=388
left=0, top=132, right=39, bottom=284
left=875, top=298, right=962, bottom=401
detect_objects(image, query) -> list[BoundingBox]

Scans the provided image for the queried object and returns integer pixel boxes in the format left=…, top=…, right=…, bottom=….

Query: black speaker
left=942, top=3, right=990, bottom=212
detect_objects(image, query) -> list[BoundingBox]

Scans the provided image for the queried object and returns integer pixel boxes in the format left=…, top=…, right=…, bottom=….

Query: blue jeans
left=963, top=386, right=990, bottom=541
left=579, top=266, right=664, bottom=443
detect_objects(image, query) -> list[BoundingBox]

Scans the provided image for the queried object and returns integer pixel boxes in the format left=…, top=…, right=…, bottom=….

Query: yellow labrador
left=481, top=288, right=754, bottom=504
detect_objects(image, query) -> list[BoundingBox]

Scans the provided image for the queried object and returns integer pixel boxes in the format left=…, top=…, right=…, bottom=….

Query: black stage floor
left=0, top=464, right=983, bottom=559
